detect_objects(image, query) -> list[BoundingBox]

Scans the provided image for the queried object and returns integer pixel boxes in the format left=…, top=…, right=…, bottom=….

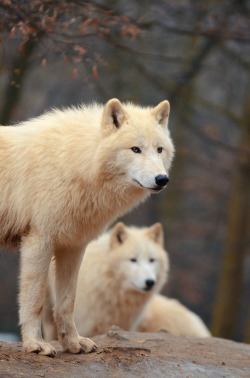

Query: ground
left=0, top=327, right=249, bottom=377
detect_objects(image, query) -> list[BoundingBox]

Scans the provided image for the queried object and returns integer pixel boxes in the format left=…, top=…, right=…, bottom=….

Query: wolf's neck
left=74, top=178, right=148, bottom=239
left=115, top=290, right=153, bottom=331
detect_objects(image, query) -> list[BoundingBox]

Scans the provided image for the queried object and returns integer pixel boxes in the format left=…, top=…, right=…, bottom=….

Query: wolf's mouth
left=133, top=179, right=164, bottom=192
left=143, top=286, right=153, bottom=291
left=152, top=187, right=163, bottom=192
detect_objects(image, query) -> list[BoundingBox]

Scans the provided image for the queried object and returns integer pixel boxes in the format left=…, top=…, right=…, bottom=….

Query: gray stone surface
left=0, top=328, right=249, bottom=377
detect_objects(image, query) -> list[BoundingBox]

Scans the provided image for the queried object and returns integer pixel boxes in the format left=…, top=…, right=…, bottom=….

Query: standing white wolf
left=0, top=98, right=174, bottom=356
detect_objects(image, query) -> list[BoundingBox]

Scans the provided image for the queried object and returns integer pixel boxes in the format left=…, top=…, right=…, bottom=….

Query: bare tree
left=212, top=79, right=250, bottom=339
left=0, top=0, right=141, bottom=123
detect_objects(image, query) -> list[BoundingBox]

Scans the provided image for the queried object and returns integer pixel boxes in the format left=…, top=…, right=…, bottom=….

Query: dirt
left=0, top=327, right=249, bottom=377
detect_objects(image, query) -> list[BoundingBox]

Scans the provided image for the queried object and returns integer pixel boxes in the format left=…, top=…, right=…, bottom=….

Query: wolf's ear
left=152, top=100, right=170, bottom=129
left=110, top=222, right=127, bottom=249
left=145, top=223, right=164, bottom=247
left=102, top=98, right=127, bottom=133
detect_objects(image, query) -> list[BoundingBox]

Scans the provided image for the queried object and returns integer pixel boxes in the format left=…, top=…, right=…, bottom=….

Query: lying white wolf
left=0, top=99, right=174, bottom=356
left=43, top=223, right=210, bottom=339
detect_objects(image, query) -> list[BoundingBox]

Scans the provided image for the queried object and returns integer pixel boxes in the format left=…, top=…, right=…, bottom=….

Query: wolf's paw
left=64, top=336, right=97, bottom=354
left=23, top=339, right=56, bottom=357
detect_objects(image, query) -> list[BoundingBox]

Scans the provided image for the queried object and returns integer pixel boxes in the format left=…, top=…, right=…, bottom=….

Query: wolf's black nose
left=155, top=175, right=169, bottom=187
left=145, top=279, right=155, bottom=290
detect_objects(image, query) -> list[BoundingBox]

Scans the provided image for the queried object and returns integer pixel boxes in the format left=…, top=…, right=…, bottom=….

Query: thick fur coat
left=43, top=223, right=210, bottom=339
left=138, top=295, right=210, bottom=337
left=0, top=99, right=174, bottom=355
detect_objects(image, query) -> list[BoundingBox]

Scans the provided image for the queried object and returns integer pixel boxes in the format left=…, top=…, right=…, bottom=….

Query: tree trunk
left=0, top=37, right=37, bottom=125
left=212, top=81, right=250, bottom=339
left=246, top=302, right=250, bottom=343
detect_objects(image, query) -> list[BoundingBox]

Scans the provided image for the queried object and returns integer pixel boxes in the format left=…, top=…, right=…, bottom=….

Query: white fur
left=139, top=295, right=211, bottom=337
left=43, top=223, right=210, bottom=339
left=0, top=99, right=174, bottom=355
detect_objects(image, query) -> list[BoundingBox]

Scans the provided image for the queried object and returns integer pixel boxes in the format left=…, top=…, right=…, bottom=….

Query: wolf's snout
left=144, top=279, right=155, bottom=291
left=155, top=175, right=169, bottom=187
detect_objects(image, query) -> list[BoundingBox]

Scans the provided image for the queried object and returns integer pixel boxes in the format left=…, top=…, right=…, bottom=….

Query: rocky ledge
left=0, top=327, right=249, bottom=377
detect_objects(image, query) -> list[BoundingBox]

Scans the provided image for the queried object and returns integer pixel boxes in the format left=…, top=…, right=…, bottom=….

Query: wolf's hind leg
left=42, top=276, right=57, bottom=341
left=19, top=233, right=56, bottom=357
left=54, top=246, right=97, bottom=354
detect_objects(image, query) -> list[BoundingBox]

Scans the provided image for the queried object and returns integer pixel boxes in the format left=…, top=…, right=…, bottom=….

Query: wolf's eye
left=131, top=147, right=141, bottom=154
left=157, top=147, right=163, bottom=153
left=149, top=258, right=155, bottom=263
left=130, top=257, right=137, bottom=262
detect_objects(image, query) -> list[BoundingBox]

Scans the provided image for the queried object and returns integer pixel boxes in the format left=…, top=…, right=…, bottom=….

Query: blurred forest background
left=0, top=0, right=249, bottom=343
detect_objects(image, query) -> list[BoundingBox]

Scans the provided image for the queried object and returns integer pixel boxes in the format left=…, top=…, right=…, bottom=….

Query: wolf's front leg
left=54, top=246, right=97, bottom=354
left=19, top=233, right=56, bottom=357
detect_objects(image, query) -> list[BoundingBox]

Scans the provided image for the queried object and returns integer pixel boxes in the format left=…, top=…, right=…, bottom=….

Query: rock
left=0, top=327, right=249, bottom=377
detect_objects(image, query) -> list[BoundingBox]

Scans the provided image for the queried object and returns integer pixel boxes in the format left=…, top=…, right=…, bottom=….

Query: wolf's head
left=108, top=222, right=169, bottom=294
left=100, top=99, right=175, bottom=193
